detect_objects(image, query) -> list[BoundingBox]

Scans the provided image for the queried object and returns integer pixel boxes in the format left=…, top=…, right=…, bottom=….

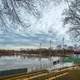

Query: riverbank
left=0, top=65, right=80, bottom=80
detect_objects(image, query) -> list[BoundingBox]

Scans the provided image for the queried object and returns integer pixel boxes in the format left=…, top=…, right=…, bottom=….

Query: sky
left=0, top=0, right=73, bottom=49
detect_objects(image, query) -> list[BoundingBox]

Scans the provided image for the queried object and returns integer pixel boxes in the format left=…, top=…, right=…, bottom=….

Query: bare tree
left=0, top=0, right=45, bottom=32
left=63, top=0, right=80, bottom=41
left=0, top=0, right=62, bottom=33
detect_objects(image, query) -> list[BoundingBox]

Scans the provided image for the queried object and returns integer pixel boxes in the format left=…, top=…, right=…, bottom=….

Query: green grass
left=1, top=68, right=80, bottom=80
left=33, top=69, right=80, bottom=80
left=68, top=70, right=80, bottom=80
left=56, top=69, right=80, bottom=80
left=26, top=69, right=80, bottom=80
left=64, top=56, right=80, bottom=64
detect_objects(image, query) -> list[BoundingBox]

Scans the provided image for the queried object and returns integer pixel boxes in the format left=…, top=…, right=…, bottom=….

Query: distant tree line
left=0, top=48, right=74, bottom=56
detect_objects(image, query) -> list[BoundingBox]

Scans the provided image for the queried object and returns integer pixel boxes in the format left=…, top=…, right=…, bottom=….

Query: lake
left=0, top=55, right=74, bottom=72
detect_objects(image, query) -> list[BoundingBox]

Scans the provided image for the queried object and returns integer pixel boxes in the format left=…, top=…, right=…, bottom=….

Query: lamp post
left=49, top=40, right=52, bottom=68
left=62, top=37, right=64, bottom=56
left=39, top=43, right=42, bottom=70
left=49, top=40, right=52, bottom=57
left=61, top=37, right=65, bottom=64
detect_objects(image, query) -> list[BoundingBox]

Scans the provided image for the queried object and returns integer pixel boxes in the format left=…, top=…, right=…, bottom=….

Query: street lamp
left=49, top=40, right=52, bottom=68
left=60, top=37, right=65, bottom=64
left=39, top=43, right=42, bottom=70
left=62, top=37, right=64, bottom=56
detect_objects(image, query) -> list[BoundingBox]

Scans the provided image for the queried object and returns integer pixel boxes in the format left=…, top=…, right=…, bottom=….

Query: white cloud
left=0, top=0, right=72, bottom=49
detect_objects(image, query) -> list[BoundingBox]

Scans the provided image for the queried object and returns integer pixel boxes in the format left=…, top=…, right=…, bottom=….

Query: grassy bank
left=57, top=69, right=80, bottom=80
left=64, top=56, right=80, bottom=64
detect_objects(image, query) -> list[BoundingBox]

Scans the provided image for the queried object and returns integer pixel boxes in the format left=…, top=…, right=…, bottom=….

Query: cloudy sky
left=0, top=0, right=72, bottom=49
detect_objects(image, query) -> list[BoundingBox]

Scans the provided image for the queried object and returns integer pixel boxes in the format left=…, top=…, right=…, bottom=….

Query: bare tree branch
left=64, top=0, right=80, bottom=40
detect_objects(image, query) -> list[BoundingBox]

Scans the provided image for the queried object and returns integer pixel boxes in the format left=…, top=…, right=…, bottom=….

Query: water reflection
left=0, top=55, right=73, bottom=72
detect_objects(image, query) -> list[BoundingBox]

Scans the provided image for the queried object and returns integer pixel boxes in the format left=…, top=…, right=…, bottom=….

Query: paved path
left=1, top=64, right=80, bottom=80
left=46, top=72, right=69, bottom=80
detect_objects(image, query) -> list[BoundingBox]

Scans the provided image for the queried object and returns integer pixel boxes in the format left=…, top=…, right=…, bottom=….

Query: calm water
left=0, top=56, right=73, bottom=72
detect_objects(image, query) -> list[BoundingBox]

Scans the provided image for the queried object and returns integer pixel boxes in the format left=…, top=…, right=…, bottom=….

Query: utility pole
left=39, top=43, right=42, bottom=70
left=50, top=40, right=52, bottom=49
left=56, top=38, right=58, bottom=55
left=49, top=40, right=52, bottom=56
left=61, top=37, right=65, bottom=64
left=49, top=40, right=52, bottom=68
left=62, top=37, right=64, bottom=55
left=39, top=43, right=42, bottom=56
